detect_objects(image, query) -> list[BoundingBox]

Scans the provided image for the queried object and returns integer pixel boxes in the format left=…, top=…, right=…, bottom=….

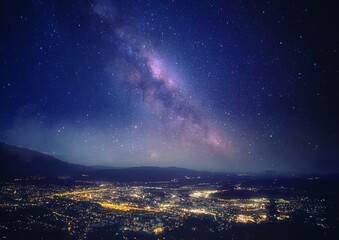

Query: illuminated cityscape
left=0, top=174, right=336, bottom=239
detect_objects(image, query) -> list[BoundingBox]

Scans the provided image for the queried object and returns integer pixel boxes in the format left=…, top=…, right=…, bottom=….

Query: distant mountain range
left=0, top=142, right=91, bottom=180
left=76, top=166, right=206, bottom=182
left=0, top=142, right=205, bottom=181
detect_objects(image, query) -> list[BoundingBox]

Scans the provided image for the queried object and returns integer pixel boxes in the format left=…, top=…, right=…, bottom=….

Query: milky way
left=91, top=1, right=230, bottom=155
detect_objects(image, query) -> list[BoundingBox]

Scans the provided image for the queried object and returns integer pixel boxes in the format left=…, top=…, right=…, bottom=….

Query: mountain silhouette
left=0, top=142, right=90, bottom=180
left=0, top=142, right=214, bottom=182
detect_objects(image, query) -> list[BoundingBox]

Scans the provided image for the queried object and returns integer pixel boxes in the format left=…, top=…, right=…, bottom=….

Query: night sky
left=1, top=0, right=338, bottom=173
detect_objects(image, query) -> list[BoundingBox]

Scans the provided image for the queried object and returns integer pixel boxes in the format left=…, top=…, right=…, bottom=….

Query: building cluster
left=0, top=178, right=329, bottom=239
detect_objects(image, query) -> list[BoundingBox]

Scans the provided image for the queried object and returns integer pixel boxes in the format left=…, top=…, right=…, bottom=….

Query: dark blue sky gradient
left=1, top=0, right=338, bottom=173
